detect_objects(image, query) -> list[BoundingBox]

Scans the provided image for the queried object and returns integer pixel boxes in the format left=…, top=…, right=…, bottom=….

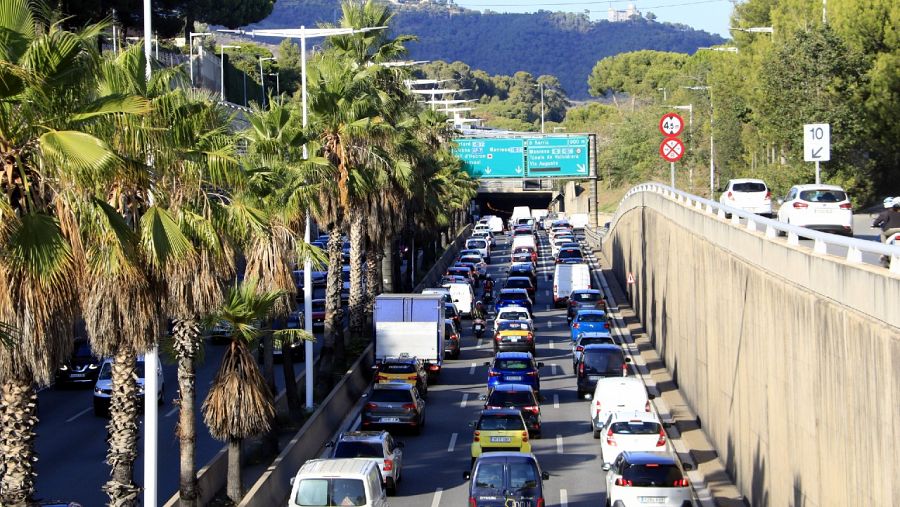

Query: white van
left=589, top=377, right=653, bottom=438
left=511, top=235, right=537, bottom=252
left=485, top=216, right=504, bottom=233
left=289, top=458, right=388, bottom=507
left=510, top=206, right=532, bottom=225
left=552, top=263, right=591, bottom=306
left=444, top=282, right=475, bottom=316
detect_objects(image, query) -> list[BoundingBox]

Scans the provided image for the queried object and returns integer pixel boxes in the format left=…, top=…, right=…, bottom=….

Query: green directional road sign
left=453, top=138, right=525, bottom=179
left=525, top=136, right=590, bottom=177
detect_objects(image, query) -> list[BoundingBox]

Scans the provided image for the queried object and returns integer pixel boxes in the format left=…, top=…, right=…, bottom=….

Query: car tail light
left=526, top=370, right=538, bottom=377
left=375, top=374, right=387, bottom=381
left=839, top=203, right=852, bottom=210
left=622, top=363, right=628, bottom=376
left=793, top=202, right=808, bottom=209
left=383, top=459, right=393, bottom=471
left=469, top=497, right=477, bottom=507
left=568, top=300, right=577, bottom=307
left=428, top=364, right=440, bottom=372
left=578, top=362, right=585, bottom=376
left=595, top=399, right=601, bottom=410
left=606, top=427, right=616, bottom=446
left=365, top=403, right=378, bottom=411
left=765, top=191, right=771, bottom=200
left=451, top=334, right=459, bottom=341
left=489, top=371, right=501, bottom=377
left=537, top=498, right=545, bottom=507
left=494, top=334, right=501, bottom=342
left=401, top=403, right=416, bottom=411
left=726, top=191, right=733, bottom=199
left=523, top=406, right=539, bottom=414
left=645, top=400, right=651, bottom=412
left=674, top=478, right=689, bottom=487
left=657, top=427, right=667, bottom=446
left=407, top=375, right=419, bottom=380
left=572, top=323, right=579, bottom=329
left=522, top=431, right=529, bottom=442
left=604, top=322, right=610, bottom=329
left=615, top=478, right=632, bottom=486
left=526, top=333, right=534, bottom=341
left=575, top=345, right=584, bottom=352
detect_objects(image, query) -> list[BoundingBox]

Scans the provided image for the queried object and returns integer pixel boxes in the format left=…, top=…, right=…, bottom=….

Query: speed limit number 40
left=659, top=112, right=685, bottom=137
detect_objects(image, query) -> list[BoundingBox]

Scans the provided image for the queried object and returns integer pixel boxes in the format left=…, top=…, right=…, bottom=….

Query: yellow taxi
left=493, top=320, right=535, bottom=354
left=470, top=408, right=531, bottom=465
left=374, top=355, right=428, bottom=399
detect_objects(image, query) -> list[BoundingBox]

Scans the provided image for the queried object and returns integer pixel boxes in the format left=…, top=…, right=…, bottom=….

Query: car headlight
left=94, top=387, right=102, bottom=394
left=59, top=365, right=68, bottom=371
left=88, top=363, right=98, bottom=369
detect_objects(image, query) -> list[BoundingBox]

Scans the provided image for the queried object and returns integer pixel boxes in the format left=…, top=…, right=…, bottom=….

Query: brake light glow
left=383, top=459, right=393, bottom=471
left=537, top=498, right=545, bottom=507
left=604, top=322, right=610, bottom=329
left=470, top=497, right=477, bottom=507
left=523, top=406, right=539, bottom=414
left=793, top=202, right=808, bottom=209
left=606, top=427, right=616, bottom=446
left=615, top=478, right=632, bottom=486
left=526, top=333, right=534, bottom=341
left=656, top=427, right=667, bottom=446
left=575, top=345, right=584, bottom=352
left=401, top=403, right=416, bottom=411
left=428, top=364, right=440, bottom=371
left=495, top=334, right=501, bottom=342
left=526, top=370, right=538, bottom=377
left=572, top=323, right=579, bottom=329
left=622, top=363, right=628, bottom=376
left=674, top=478, right=689, bottom=487
left=473, top=430, right=480, bottom=442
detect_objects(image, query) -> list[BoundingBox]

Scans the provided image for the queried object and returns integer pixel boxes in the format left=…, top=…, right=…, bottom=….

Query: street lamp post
left=269, top=72, right=280, bottom=95
left=220, top=45, right=240, bottom=101
left=220, top=25, right=386, bottom=409
left=189, top=31, right=212, bottom=87
left=258, top=56, right=276, bottom=108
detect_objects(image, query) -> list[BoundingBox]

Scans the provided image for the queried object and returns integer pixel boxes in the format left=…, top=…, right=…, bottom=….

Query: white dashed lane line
left=65, top=407, right=91, bottom=423
left=448, top=433, right=458, bottom=452
left=460, top=393, right=469, bottom=408
left=469, top=363, right=476, bottom=374
left=556, top=435, right=564, bottom=454
left=430, top=488, right=443, bottom=507
left=560, top=489, right=569, bottom=507
left=553, top=394, right=560, bottom=409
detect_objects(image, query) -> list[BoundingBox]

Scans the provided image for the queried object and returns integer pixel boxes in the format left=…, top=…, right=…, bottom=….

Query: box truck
left=374, top=294, right=445, bottom=377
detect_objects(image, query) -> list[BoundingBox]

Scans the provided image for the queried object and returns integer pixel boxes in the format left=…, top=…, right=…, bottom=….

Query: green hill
left=249, top=1, right=724, bottom=99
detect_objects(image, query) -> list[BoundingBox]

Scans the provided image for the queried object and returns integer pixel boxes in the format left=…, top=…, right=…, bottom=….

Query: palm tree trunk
left=281, top=340, right=303, bottom=422
left=227, top=438, right=243, bottom=503
left=0, top=374, right=37, bottom=507
left=348, top=209, right=366, bottom=338
left=365, top=244, right=381, bottom=336
left=172, top=319, right=202, bottom=507
left=318, top=229, right=344, bottom=393
left=104, top=345, right=141, bottom=506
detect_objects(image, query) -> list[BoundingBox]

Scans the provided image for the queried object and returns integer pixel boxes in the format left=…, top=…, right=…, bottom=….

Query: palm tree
left=0, top=4, right=149, bottom=504
left=202, top=280, right=280, bottom=503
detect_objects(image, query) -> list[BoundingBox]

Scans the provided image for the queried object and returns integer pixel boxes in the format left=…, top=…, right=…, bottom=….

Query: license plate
left=70, top=373, right=85, bottom=378
left=815, top=209, right=832, bottom=214
left=589, top=375, right=600, bottom=380
left=381, top=417, right=400, bottom=423
left=509, top=337, right=520, bottom=342
left=638, top=497, right=666, bottom=504
left=490, top=436, right=512, bottom=443
left=505, top=375, right=523, bottom=381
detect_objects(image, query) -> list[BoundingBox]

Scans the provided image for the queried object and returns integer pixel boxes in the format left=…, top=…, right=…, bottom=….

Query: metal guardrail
left=608, top=183, right=900, bottom=274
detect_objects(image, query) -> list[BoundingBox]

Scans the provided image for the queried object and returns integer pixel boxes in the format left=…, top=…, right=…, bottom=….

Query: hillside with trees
left=248, top=0, right=724, bottom=98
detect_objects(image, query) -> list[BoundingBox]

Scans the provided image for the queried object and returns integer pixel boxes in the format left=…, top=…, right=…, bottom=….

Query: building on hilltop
left=608, top=3, right=640, bottom=22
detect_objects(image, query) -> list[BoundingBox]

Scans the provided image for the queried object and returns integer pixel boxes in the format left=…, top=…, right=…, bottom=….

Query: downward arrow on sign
left=811, top=147, right=823, bottom=159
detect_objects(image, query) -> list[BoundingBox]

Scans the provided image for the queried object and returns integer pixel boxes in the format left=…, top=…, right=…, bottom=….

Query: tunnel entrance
left=473, top=192, right=555, bottom=220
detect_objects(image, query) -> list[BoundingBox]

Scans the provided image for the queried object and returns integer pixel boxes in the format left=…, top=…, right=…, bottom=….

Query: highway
left=308, top=229, right=703, bottom=507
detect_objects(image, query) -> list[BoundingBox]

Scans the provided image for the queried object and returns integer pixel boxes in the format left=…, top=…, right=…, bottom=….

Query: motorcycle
left=482, top=291, right=494, bottom=304
left=872, top=225, right=900, bottom=268
left=473, top=318, right=486, bottom=339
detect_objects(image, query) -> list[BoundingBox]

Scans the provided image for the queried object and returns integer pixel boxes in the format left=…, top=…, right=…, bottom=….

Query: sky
left=453, top=0, right=736, bottom=38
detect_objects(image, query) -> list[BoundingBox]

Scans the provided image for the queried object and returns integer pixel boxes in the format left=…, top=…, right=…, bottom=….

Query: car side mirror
left=541, top=471, right=550, bottom=480
left=463, top=471, right=471, bottom=481
left=537, top=362, right=545, bottom=368
left=601, top=463, right=610, bottom=471
left=682, top=463, right=694, bottom=471
left=625, top=357, right=632, bottom=363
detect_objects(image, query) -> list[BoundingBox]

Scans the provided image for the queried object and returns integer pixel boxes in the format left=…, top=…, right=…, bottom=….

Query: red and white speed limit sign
left=658, top=112, right=685, bottom=137
left=659, top=138, right=685, bottom=162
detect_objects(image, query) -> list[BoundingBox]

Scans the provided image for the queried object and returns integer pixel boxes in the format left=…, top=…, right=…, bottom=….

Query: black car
left=482, top=383, right=542, bottom=437
left=508, top=262, right=537, bottom=286
left=575, top=344, right=631, bottom=398
left=556, top=247, right=584, bottom=264
left=361, top=383, right=426, bottom=434
left=505, top=276, right=535, bottom=299
left=55, top=338, right=101, bottom=387
left=464, top=452, right=549, bottom=507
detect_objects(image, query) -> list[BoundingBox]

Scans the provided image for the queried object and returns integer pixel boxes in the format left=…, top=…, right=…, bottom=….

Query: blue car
left=484, top=352, right=544, bottom=393
left=569, top=309, right=610, bottom=341
left=494, top=288, right=533, bottom=314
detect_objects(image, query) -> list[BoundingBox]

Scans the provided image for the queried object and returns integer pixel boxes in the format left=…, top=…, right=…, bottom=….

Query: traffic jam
left=288, top=208, right=699, bottom=507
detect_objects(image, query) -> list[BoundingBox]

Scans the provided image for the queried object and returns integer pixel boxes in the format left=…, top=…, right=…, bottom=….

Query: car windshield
left=610, top=421, right=661, bottom=434
left=73, top=342, right=93, bottom=359
left=583, top=350, right=624, bottom=374
left=333, top=441, right=384, bottom=458
left=473, top=463, right=504, bottom=490
left=799, top=189, right=847, bottom=202
left=573, top=292, right=600, bottom=302
left=488, top=390, right=535, bottom=407
left=578, top=313, right=607, bottom=322
left=380, top=363, right=416, bottom=374
left=98, top=361, right=145, bottom=381
left=732, top=182, right=767, bottom=192
left=478, top=414, right=525, bottom=430
left=294, top=478, right=366, bottom=506
left=508, top=462, right=539, bottom=490
left=622, top=464, right=684, bottom=488
left=495, top=359, right=530, bottom=370
left=498, top=321, right=531, bottom=331
left=369, top=389, right=412, bottom=403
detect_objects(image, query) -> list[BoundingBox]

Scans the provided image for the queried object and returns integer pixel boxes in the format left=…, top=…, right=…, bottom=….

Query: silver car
left=605, top=451, right=695, bottom=507
left=329, top=431, right=405, bottom=496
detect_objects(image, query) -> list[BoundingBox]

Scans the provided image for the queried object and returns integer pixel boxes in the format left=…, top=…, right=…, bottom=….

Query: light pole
left=220, top=45, right=240, bottom=101
left=221, top=25, right=387, bottom=409
left=258, top=56, right=276, bottom=108
left=189, top=31, right=211, bottom=87
left=668, top=104, right=693, bottom=190
left=540, top=82, right=545, bottom=133
left=269, top=72, right=280, bottom=95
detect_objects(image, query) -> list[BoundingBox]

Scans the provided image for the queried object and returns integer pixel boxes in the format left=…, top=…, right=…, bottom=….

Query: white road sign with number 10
left=804, top=123, right=830, bottom=162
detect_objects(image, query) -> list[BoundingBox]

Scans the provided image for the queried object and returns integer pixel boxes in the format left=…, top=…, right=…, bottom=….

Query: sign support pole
left=815, top=160, right=820, bottom=185
left=670, top=162, right=675, bottom=188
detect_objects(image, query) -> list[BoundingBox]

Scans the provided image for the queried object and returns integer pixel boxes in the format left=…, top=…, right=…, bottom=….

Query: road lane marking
left=65, top=407, right=91, bottom=423
left=548, top=339, right=554, bottom=348
left=556, top=435, right=564, bottom=453
left=469, top=363, right=476, bottom=374
left=552, top=363, right=559, bottom=375
left=553, top=394, right=559, bottom=408
left=165, top=406, right=179, bottom=417
left=448, top=432, right=458, bottom=452
left=477, top=338, right=483, bottom=348
left=431, top=488, right=443, bottom=507
left=548, top=321, right=553, bottom=329
left=460, top=393, right=469, bottom=408
left=560, top=489, right=569, bottom=507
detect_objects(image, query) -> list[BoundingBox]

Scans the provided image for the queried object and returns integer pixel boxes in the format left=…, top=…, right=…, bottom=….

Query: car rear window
left=333, top=441, right=384, bottom=458
left=732, top=182, right=767, bottom=192
left=495, top=359, right=530, bottom=370
left=461, top=256, right=481, bottom=264
left=513, top=229, right=532, bottom=236
left=312, top=301, right=325, bottom=311
left=506, top=280, right=531, bottom=289
left=380, top=363, right=416, bottom=374
left=478, top=414, right=525, bottom=430
left=488, top=390, right=535, bottom=407
left=508, top=462, right=540, bottom=489
left=501, top=292, right=528, bottom=301
left=583, top=350, right=624, bottom=374
left=445, top=306, right=456, bottom=318
left=498, top=321, right=531, bottom=331
left=294, top=478, right=366, bottom=506
left=467, top=240, right=487, bottom=249
left=799, top=190, right=847, bottom=202
left=474, top=462, right=505, bottom=489
left=580, top=336, right=615, bottom=346
left=610, top=421, right=661, bottom=434
left=369, top=389, right=412, bottom=403
left=622, top=464, right=684, bottom=487
left=572, top=292, right=601, bottom=302
left=578, top=313, right=607, bottom=322
left=499, top=312, right=530, bottom=321
left=558, top=249, right=583, bottom=259
left=514, top=247, right=534, bottom=254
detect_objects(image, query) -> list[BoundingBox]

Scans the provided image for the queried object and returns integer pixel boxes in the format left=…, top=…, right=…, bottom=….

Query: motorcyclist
left=873, top=197, right=900, bottom=243
left=482, top=275, right=494, bottom=298
left=472, top=300, right=486, bottom=321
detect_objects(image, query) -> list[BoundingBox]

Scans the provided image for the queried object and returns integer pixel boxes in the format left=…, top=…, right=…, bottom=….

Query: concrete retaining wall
left=413, top=224, right=473, bottom=292
left=603, top=190, right=900, bottom=506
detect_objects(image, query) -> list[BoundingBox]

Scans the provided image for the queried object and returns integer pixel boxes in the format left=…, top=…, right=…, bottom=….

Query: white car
left=329, top=431, right=404, bottom=496
left=493, top=306, right=533, bottom=332
left=590, top=377, right=652, bottom=437
left=551, top=236, right=574, bottom=256
left=719, top=178, right=772, bottom=217
left=465, top=237, right=491, bottom=260
left=600, top=411, right=670, bottom=469
left=93, top=356, right=164, bottom=416
left=777, top=184, right=853, bottom=236
left=606, top=451, right=695, bottom=507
